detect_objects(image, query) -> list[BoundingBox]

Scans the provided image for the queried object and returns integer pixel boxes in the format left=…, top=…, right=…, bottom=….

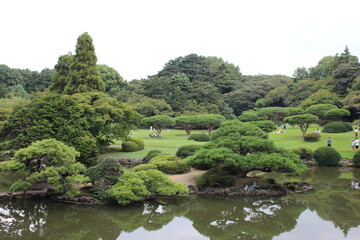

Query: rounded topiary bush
left=188, top=134, right=210, bottom=142
left=292, top=146, right=314, bottom=161
left=353, top=151, right=360, bottom=167
left=314, top=146, right=341, bottom=166
left=322, top=122, right=353, bottom=133
left=176, top=145, right=203, bottom=159
left=149, top=154, right=180, bottom=164
left=303, top=133, right=321, bottom=142
left=122, top=137, right=145, bottom=152
left=248, top=120, right=277, bottom=133
left=195, top=169, right=236, bottom=189
left=154, top=161, right=190, bottom=174
left=143, top=150, right=162, bottom=163
left=133, top=164, right=158, bottom=172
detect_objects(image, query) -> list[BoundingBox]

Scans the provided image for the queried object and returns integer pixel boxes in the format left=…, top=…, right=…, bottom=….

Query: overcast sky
left=1, top=0, right=360, bottom=80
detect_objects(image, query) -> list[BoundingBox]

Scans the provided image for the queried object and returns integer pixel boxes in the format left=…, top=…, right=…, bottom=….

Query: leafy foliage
left=292, top=147, right=314, bottom=161
left=314, top=147, right=341, bottom=166
left=303, top=133, right=321, bottom=142
left=176, top=145, right=203, bottom=159
left=149, top=154, right=190, bottom=174
left=142, top=115, right=175, bottom=136
left=195, top=169, right=235, bottom=189
left=322, top=122, right=353, bottom=133
left=187, top=134, right=210, bottom=142
left=247, top=120, right=277, bottom=133
left=353, top=151, right=360, bottom=167
left=283, top=114, right=319, bottom=135
left=121, top=137, right=144, bottom=152
left=143, top=150, right=162, bottom=163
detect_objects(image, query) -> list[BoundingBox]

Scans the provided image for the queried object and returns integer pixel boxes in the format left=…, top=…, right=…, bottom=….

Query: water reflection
left=1, top=167, right=360, bottom=240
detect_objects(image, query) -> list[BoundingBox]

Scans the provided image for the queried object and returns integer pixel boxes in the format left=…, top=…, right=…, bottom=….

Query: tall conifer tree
left=64, top=32, right=105, bottom=94
left=49, top=53, right=73, bottom=93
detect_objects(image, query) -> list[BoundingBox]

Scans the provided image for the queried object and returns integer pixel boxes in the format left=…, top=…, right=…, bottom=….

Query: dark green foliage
left=187, top=147, right=238, bottom=170
left=142, top=115, right=175, bottom=136
left=85, top=158, right=123, bottom=186
left=248, top=120, right=277, bottom=133
left=322, top=122, right=353, bottom=133
left=143, top=150, right=162, bottom=163
left=195, top=169, right=235, bottom=189
left=303, top=133, right=321, bottom=142
left=9, top=181, right=32, bottom=192
left=238, top=110, right=263, bottom=122
left=176, top=145, right=203, bottom=159
left=64, top=32, right=105, bottom=94
left=49, top=54, right=73, bottom=93
left=314, top=147, right=341, bottom=166
left=283, top=114, right=319, bottom=135
left=353, top=151, right=360, bottom=167
left=155, top=161, right=190, bottom=174
left=188, top=134, right=210, bottom=142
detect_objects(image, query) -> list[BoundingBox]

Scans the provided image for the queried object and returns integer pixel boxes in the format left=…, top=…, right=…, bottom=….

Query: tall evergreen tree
left=64, top=32, right=105, bottom=94
left=49, top=53, right=73, bottom=93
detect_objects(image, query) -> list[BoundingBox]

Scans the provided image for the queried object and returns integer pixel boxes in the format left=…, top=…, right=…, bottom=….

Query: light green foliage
left=314, top=147, right=341, bottom=166
left=137, top=169, right=188, bottom=195
left=197, top=114, right=226, bottom=135
left=257, top=107, right=300, bottom=123
left=176, top=145, right=203, bottom=159
left=248, top=120, right=277, bottom=133
left=283, top=114, right=319, bottom=135
left=188, top=121, right=307, bottom=177
left=305, top=104, right=338, bottom=126
left=324, top=108, right=350, bottom=121
left=149, top=154, right=190, bottom=174
left=9, top=181, right=32, bottom=192
left=7, top=139, right=88, bottom=195
left=292, top=147, right=314, bottom=161
left=142, top=115, right=175, bottom=136
left=122, top=136, right=144, bottom=152
left=143, top=150, right=162, bottom=163
left=238, top=110, right=264, bottom=122
left=107, top=170, right=150, bottom=205
left=133, top=164, right=158, bottom=172
left=64, top=32, right=105, bottom=94
left=187, top=134, right=210, bottom=142
left=299, top=89, right=342, bottom=108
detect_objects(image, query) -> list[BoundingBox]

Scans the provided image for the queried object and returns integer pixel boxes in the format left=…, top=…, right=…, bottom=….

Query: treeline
left=1, top=45, right=359, bottom=121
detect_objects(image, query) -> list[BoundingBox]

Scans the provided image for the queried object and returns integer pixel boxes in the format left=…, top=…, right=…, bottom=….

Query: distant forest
left=1, top=46, right=359, bottom=120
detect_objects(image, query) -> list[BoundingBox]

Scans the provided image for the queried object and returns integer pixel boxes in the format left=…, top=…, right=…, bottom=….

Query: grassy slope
left=102, top=125, right=357, bottom=160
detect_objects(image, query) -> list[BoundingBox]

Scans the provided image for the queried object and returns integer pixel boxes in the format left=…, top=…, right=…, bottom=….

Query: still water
left=1, top=167, right=360, bottom=240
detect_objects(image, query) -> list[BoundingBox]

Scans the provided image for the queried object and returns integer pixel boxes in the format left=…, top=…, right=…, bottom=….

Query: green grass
left=102, top=125, right=357, bottom=160
left=269, top=125, right=355, bottom=159
left=102, top=129, right=206, bottom=159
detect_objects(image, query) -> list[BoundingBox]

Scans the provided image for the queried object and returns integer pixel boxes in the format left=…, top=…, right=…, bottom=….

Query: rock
left=0, top=192, right=12, bottom=199
left=12, top=191, right=25, bottom=198
left=25, top=190, right=47, bottom=198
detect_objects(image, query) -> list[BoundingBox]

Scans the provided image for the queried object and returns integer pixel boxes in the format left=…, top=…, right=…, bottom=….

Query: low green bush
left=133, top=164, right=158, bottom=171
left=353, top=151, right=360, bottom=167
left=292, top=146, right=314, bottom=161
left=121, top=137, right=145, bottom=152
left=176, top=145, right=203, bottom=159
left=143, top=150, right=162, bottom=163
left=303, top=132, right=321, bottom=142
left=322, top=122, right=353, bottom=133
left=195, top=169, right=235, bottom=189
left=248, top=120, right=277, bottom=133
left=149, top=154, right=180, bottom=164
left=154, top=161, right=190, bottom=174
left=314, top=146, right=341, bottom=166
left=9, top=181, right=32, bottom=192
left=188, top=134, right=210, bottom=142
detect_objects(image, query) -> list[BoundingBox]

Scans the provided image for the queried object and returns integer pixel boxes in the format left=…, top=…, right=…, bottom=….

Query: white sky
left=1, top=0, right=360, bottom=81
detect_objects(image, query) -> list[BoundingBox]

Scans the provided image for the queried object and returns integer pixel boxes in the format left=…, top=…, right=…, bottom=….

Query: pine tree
left=64, top=32, right=105, bottom=94
left=49, top=53, right=73, bottom=93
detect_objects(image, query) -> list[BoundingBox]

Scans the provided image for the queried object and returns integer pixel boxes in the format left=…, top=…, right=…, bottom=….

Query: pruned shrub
left=133, top=164, right=158, bottom=172
left=128, top=137, right=144, bottom=149
left=9, top=181, right=33, bottom=192
left=322, top=122, right=353, bottom=133
left=292, top=147, right=314, bottom=161
left=248, top=120, right=277, bottom=133
left=195, top=169, right=235, bottom=189
left=149, top=154, right=180, bottom=164
left=354, top=151, right=360, bottom=167
left=303, top=133, right=321, bottom=142
left=155, top=161, right=190, bottom=174
left=314, top=147, right=341, bottom=166
left=188, top=134, right=210, bottom=142
left=143, top=150, right=162, bottom=163
left=122, top=137, right=144, bottom=152
left=176, top=145, right=203, bottom=159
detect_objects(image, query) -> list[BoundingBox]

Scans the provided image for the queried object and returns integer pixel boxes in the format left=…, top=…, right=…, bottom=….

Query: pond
left=1, top=167, right=360, bottom=240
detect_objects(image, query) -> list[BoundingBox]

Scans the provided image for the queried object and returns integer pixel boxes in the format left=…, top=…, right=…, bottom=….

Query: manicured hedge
left=314, top=146, right=341, bottom=166
left=188, top=134, right=210, bottom=142
left=122, top=137, right=145, bottom=152
left=322, top=122, right=353, bottom=133
left=176, top=145, right=203, bottom=159
left=195, top=169, right=235, bottom=189
left=303, top=132, right=321, bottom=142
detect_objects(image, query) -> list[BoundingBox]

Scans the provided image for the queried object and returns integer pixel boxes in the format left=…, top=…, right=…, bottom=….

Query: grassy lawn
left=102, top=125, right=357, bottom=160
left=102, top=129, right=206, bottom=159
left=269, top=125, right=355, bottom=159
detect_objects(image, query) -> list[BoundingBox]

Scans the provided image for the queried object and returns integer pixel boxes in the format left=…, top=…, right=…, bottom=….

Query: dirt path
left=168, top=168, right=206, bottom=186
